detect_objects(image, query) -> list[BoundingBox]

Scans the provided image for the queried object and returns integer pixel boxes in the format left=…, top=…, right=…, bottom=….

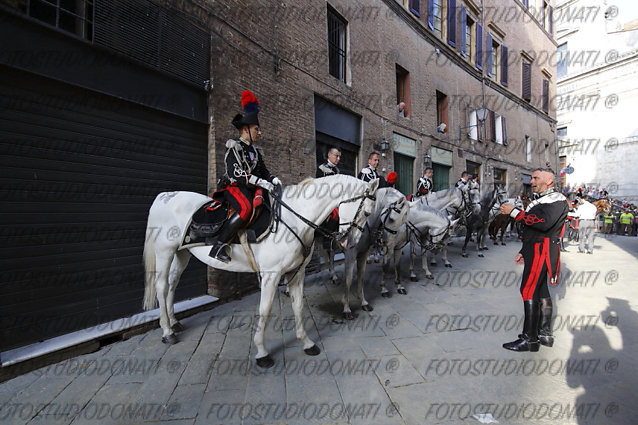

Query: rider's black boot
left=503, top=300, right=540, bottom=352
left=538, top=297, right=554, bottom=347
left=209, top=213, right=245, bottom=262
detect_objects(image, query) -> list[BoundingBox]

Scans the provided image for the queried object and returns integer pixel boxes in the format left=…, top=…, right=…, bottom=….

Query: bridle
left=270, top=188, right=376, bottom=257
left=406, top=216, right=451, bottom=251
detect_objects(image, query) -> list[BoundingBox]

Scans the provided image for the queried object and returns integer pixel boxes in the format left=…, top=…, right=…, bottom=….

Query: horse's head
left=336, top=178, right=380, bottom=248
left=496, top=186, right=508, bottom=204
left=379, top=196, right=410, bottom=246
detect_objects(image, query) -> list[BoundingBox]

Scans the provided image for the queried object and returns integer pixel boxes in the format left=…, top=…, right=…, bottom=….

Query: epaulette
left=360, top=167, right=372, bottom=175
left=226, top=139, right=240, bottom=149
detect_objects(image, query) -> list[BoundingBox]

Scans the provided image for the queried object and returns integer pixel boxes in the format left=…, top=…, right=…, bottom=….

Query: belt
left=580, top=219, right=595, bottom=221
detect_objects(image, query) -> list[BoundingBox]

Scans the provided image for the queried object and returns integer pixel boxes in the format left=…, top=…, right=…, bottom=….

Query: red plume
left=241, top=90, right=259, bottom=109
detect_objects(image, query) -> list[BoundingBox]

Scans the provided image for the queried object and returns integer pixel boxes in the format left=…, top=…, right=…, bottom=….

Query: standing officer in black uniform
left=500, top=168, right=568, bottom=352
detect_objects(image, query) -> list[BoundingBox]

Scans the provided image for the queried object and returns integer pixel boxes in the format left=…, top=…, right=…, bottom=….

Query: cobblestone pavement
left=1, top=233, right=637, bottom=425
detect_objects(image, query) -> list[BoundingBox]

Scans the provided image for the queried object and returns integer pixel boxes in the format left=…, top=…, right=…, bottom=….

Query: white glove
left=272, top=177, right=282, bottom=186
left=258, top=179, right=274, bottom=192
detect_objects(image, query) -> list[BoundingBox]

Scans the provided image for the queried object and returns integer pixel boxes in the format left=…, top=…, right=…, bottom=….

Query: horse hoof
left=331, top=278, right=339, bottom=285
left=445, top=264, right=452, bottom=268
left=161, top=334, right=178, bottom=345
left=256, top=355, right=275, bottom=368
left=426, top=274, right=434, bottom=280
left=430, top=262, right=437, bottom=267
left=171, top=322, right=184, bottom=333
left=462, top=253, right=468, bottom=258
left=361, top=304, right=373, bottom=312
left=483, top=247, right=489, bottom=250
left=478, top=254, right=484, bottom=258
left=493, top=242, right=498, bottom=245
left=381, top=292, right=392, bottom=298
left=501, top=243, right=506, bottom=246
left=343, top=311, right=355, bottom=320
left=397, top=288, right=407, bottom=295
left=304, top=344, right=321, bottom=356
left=410, top=276, right=418, bottom=282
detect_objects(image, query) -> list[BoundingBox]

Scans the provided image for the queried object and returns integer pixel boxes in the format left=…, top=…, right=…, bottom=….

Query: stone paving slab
left=1, top=235, right=637, bottom=425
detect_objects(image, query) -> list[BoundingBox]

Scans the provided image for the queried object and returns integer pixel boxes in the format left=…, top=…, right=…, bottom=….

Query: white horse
left=339, top=188, right=409, bottom=319
left=381, top=204, right=456, bottom=295
left=143, top=175, right=379, bottom=368
left=410, top=187, right=466, bottom=273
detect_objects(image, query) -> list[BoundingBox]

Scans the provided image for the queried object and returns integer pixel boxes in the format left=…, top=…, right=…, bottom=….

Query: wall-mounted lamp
left=423, top=153, right=431, bottom=164
left=380, top=138, right=390, bottom=157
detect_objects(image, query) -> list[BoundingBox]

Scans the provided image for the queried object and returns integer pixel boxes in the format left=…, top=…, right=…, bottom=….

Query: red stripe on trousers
left=522, top=242, right=543, bottom=300
left=226, top=186, right=251, bottom=221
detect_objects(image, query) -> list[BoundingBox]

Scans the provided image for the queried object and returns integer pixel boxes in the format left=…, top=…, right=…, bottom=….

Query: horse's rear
left=142, top=192, right=211, bottom=343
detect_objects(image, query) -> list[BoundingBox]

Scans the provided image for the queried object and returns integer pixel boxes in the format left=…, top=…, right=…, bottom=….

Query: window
left=557, top=126, right=567, bottom=138
left=526, top=136, right=532, bottom=162
left=462, top=12, right=474, bottom=60
left=495, top=114, right=507, bottom=145
left=466, top=161, right=481, bottom=181
left=557, top=43, right=568, bottom=78
left=436, top=91, right=448, bottom=132
left=487, top=35, right=499, bottom=81
left=542, top=79, right=549, bottom=113
left=396, top=64, right=411, bottom=118
left=522, top=60, right=532, bottom=102
left=28, top=0, right=94, bottom=40
left=327, top=6, right=347, bottom=83
left=430, top=0, right=443, bottom=38
left=493, top=168, right=507, bottom=190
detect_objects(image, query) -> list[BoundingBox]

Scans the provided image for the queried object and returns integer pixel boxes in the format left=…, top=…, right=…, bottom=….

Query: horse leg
left=155, top=252, right=178, bottom=344
left=341, top=250, right=358, bottom=320
left=356, top=250, right=373, bottom=312
left=461, top=228, right=470, bottom=257
left=394, top=247, right=407, bottom=295
left=380, top=250, right=392, bottom=298
left=423, top=247, right=434, bottom=280
left=318, top=241, right=338, bottom=284
left=166, top=250, right=191, bottom=333
left=442, top=245, right=452, bottom=267
left=409, top=239, right=418, bottom=282
left=477, top=226, right=485, bottom=257
left=286, top=269, right=320, bottom=357
left=253, top=271, right=282, bottom=368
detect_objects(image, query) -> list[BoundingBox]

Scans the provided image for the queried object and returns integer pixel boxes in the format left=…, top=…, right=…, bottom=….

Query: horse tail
left=143, top=219, right=158, bottom=311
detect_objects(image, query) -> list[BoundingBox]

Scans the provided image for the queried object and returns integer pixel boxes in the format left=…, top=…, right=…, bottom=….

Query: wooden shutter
left=522, top=62, right=531, bottom=101
left=502, top=116, right=508, bottom=146
left=476, top=23, right=483, bottom=70
left=427, top=0, right=434, bottom=30
left=501, top=45, right=508, bottom=86
left=549, top=6, right=554, bottom=35
left=410, top=0, right=421, bottom=17
left=447, top=0, right=456, bottom=48
left=460, top=6, right=467, bottom=57
left=488, top=110, right=496, bottom=142
left=542, top=79, right=549, bottom=113
left=486, top=33, right=493, bottom=77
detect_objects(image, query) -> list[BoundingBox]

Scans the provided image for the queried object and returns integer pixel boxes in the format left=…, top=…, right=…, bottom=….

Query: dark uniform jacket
left=358, top=165, right=379, bottom=182
left=223, top=138, right=273, bottom=190
left=316, top=161, right=340, bottom=178
left=416, top=177, right=433, bottom=196
left=508, top=187, right=569, bottom=285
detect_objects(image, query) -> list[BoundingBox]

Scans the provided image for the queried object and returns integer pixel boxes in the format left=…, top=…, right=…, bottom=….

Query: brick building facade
left=169, top=0, right=559, bottom=295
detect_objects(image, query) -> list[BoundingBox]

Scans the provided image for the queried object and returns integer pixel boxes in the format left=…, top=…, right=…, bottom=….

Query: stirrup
left=209, top=242, right=231, bottom=262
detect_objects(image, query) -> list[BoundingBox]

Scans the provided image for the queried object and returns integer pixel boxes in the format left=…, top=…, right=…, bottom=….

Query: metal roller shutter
left=0, top=66, right=208, bottom=352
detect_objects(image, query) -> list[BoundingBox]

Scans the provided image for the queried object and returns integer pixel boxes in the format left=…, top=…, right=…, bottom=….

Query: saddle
left=181, top=188, right=273, bottom=249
